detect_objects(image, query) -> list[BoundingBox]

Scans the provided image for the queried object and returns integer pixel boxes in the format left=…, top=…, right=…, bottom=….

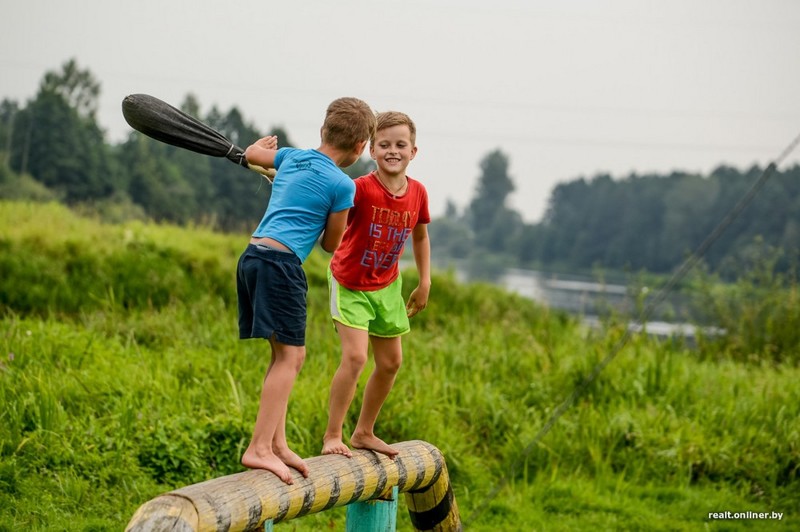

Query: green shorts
left=328, top=267, right=410, bottom=338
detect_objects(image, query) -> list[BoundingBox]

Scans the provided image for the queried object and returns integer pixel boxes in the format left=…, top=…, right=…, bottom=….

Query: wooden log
left=405, top=460, right=461, bottom=532
left=126, top=439, right=461, bottom=532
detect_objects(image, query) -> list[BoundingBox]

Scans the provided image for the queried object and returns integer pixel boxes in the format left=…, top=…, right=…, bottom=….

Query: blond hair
left=372, top=111, right=417, bottom=146
left=321, top=97, right=376, bottom=150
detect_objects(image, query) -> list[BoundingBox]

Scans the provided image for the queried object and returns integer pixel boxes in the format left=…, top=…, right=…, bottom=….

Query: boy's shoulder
left=406, top=175, right=429, bottom=199
left=406, top=175, right=426, bottom=189
left=276, top=148, right=349, bottom=178
left=275, top=146, right=315, bottom=161
left=352, top=172, right=375, bottom=190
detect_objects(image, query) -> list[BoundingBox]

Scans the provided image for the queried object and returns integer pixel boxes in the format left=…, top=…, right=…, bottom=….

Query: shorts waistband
left=247, top=243, right=301, bottom=264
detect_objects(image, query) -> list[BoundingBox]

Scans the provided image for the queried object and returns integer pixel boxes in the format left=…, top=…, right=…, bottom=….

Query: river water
left=440, top=263, right=717, bottom=340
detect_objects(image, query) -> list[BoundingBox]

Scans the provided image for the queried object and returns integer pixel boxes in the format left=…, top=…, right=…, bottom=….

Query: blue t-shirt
left=252, top=148, right=356, bottom=262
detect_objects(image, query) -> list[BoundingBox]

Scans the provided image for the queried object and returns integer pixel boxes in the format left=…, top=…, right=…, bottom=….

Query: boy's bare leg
left=242, top=339, right=306, bottom=483
left=350, top=336, right=402, bottom=458
left=322, top=323, right=369, bottom=457
left=273, top=405, right=309, bottom=477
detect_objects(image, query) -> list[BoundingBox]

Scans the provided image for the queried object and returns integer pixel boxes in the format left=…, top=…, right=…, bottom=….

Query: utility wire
left=464, top=130, right=800, bottom=528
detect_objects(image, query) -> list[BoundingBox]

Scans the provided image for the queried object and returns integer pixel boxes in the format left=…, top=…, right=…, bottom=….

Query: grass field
left=1, top=201, right=797, bottom=530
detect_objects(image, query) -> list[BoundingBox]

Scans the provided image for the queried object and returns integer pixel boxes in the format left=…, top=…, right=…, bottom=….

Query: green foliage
left=7, top=60, right=114, bottom=202
left=427, top=215, right=472, bottom=260
left=0, top=164, right=57, bottom=202
left=0, top=203, right=239, bottom=315
left=39, top=59, right=101, bottom=121
left=691, top=240, right=800, bottom=363
left=1, top=60, right=278, bottom=232
left=467, top=149, right=523, bottom=255
left=1, top=201, right=799, bottom=531
left=342, top=155, right=375, bottom=179
left=136, top=416, right=249, bottom=484
left=5, top=61, right=799, bottom=279
left=434, top=163, right=800, bottom=281
left=534, top=166, right=800, bottom=278
left=117, top=134, right=199, bottom=224
left=468, top=149, right=515, bottom=232
left=203, top=104, right=275, bottom=230
left=464, top=250, right=513, bottom=282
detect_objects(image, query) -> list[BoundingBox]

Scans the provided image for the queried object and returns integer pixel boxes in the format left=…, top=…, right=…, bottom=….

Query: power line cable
left=463, top=129, right=800, bottom=528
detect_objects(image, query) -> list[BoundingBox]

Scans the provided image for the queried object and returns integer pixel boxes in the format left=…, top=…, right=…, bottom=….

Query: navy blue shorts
left=237, top=244, right=307, bottom=346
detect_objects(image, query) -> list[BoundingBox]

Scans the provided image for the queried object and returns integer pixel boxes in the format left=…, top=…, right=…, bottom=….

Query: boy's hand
left=255, top=135, right=278, bottom=150
left=406, top=285, right=430, bottom=318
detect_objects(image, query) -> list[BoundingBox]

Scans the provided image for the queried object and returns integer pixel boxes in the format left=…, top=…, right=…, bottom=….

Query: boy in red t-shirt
left=322, top=111, right=431, bottom=458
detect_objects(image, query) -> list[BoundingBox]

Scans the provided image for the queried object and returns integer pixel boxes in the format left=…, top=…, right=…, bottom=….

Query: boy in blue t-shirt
left=237, top=97, right=375, bottom=484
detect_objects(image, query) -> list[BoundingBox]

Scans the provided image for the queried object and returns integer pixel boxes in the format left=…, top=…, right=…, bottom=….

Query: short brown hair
left=372, top=111, right=417, bottom=146
left=321, top=97, right=376, bottom=150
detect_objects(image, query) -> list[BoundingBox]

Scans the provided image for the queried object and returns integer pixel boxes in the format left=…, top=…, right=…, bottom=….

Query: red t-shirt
left=330, top=172, right=430, bottom=291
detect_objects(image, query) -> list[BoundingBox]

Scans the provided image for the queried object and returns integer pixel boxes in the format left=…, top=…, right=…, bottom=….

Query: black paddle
left=121, top=93, right=275, bottom=181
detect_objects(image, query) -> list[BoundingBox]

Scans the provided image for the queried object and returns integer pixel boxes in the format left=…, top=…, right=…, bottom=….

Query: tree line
left=0, top=59, right=371, bottom=231
left=431, top=150, right=800, bottom=280
left=2, top=59, right=798, bottom=278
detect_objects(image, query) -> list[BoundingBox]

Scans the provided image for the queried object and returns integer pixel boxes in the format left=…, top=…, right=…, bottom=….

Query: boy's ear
left=410, top=145, right=418, bottom=160
left=355, top=139, right=368, bottom=156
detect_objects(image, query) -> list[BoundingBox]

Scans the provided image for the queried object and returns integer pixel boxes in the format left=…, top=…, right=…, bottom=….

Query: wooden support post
left=346, top=485, right=398, bottom=531
left=126, top=440, right=461, bottom=531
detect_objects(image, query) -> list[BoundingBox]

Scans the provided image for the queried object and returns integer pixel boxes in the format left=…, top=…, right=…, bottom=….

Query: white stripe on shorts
left=329, top=273, right=343, bottom=321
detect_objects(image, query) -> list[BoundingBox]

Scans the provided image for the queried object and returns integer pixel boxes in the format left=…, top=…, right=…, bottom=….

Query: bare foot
left=241, top=446, right=294, bottom=484
left=350, top=433, right=399, bottom=459
left=322, top=436, right=353, bottom=458
left=276, top=447, right=310, bottom=478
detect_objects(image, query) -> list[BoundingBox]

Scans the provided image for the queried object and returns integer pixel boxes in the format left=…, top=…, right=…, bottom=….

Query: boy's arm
left=406, top=223, right=431, bottom=318
left=319, top=209, right=350, bottom=253
left=243, top=135, right=278, bottom=168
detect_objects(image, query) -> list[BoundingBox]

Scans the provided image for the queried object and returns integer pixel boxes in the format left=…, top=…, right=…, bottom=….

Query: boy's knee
left=276, top=345, right=306, bottom=373
left=342, top=350, right=368, bottom=372
left=377, top=355, right=402, bottom=375
left=292, top=351, right=306, bottom=373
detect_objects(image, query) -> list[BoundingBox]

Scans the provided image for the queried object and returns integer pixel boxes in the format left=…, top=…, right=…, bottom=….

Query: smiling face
left=370, top=124, right=417, bottom=179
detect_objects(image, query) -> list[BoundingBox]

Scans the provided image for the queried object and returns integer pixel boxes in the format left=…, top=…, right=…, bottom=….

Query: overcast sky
left=2, top=0, right=799, bottom=222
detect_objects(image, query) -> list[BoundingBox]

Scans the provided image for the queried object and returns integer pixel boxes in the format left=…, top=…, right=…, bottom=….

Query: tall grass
left=1, top=201, right=798, bottom=530
left=690, top=241, right=800, bottom=363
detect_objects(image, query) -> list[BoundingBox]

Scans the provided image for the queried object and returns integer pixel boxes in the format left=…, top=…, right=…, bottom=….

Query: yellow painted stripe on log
left=405, top=461, right=461, bottom=531
left=175, top=475, right=259, bottom=532
left=406, top=472, right=448, bottom=512
left=235, top=472, right=285, bottom=527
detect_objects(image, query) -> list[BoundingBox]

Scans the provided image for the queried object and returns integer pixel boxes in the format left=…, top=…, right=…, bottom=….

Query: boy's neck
left=317, top=144, right=354, bottom=168
left=375, top=168, right=406, bottom=182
